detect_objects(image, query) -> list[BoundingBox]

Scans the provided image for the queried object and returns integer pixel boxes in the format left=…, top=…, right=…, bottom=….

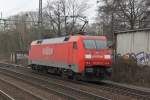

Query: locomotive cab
left=81, top=37, right=112, bottom=81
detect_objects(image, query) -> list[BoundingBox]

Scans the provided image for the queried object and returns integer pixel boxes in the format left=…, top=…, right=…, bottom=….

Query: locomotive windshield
left=83, top=40, right=107, bottom=49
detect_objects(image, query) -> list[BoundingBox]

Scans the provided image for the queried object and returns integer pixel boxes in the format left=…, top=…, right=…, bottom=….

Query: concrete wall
left=116, top=29, right=150, bottom=65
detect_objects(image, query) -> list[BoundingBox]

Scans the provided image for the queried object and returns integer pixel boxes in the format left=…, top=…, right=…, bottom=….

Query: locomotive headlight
left=85, top=54, right=92, bottom=59
left=104, top=55, right=111, bottom=59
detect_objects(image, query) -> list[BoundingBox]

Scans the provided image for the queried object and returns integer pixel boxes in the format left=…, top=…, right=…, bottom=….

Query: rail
left=0, top=90, right=15, bottom=100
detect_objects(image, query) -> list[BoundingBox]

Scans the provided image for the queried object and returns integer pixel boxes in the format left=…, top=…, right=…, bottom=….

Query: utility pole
left=38, top=0, right=43, bottom=38
left=0, top=12, right=7, bottom=31
left=0, top=12, right=2, bottom=19
left=0, top=12, right=2, bottom=31
left=58, top=2, right=61, bottom=36
left=38, top=0, right=43, bottom=27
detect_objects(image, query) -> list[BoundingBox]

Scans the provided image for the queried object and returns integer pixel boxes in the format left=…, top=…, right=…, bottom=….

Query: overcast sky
left=0, top=0, right=97, bottom=23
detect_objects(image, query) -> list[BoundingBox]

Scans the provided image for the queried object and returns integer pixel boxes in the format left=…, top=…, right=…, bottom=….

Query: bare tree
left=44, top=0, right=89, bottom=36
left=96, top=0, right=150, bottom=40
left=115, top=0, right=150, bottom=29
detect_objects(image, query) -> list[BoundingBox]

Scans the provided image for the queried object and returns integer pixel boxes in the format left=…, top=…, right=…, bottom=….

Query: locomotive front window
left=95, top=40, right=107, bottom=49
left=83, top=40, right=107, bottom=50
left=83, top=40, right=96, bottom=49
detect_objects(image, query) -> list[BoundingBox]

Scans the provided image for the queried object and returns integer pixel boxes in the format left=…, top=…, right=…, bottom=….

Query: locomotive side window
left=73, top=42, right=78, bottom=49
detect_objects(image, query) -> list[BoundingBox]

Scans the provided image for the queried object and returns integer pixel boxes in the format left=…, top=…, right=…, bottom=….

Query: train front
left=82, top=36, right=112, bottom=81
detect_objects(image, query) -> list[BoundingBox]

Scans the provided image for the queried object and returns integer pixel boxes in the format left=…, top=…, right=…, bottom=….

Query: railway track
left=0, top=90, right=15, bottom=100
left=0, top=76, right=43, bottom=100
left=0, top=63, right=136, bottom=100
left=0, top=62, right=150, bottom=100
left=101, top=81, right=150, bottom=100
left=77, top=80, right=150, bottom=100
left=0, top=64, right=109, bottom=100
left=29, top=66, right=150, bottom=100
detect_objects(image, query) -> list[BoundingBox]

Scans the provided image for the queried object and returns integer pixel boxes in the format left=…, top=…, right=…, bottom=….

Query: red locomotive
left=28, top=35, right=112, bottom=81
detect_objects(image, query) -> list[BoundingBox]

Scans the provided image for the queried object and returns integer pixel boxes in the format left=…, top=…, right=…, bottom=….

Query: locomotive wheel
left=31, top=65, right=38, bottom=71
left=68, top=71, right=74, bottom=80
left=68, top=74, right=74, bottom=80
left=42, top=68, right=48, bottom=74
left=31, top=66, right=35, bottom=70
left=61, top=74, right=68, bottom=79
left=61, top=71, right=68, bottom=79
left=74, top=74, right=82, bottom=81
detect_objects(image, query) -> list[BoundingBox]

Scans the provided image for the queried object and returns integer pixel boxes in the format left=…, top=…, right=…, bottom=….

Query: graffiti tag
left=123, top=52, right=150, bottom=65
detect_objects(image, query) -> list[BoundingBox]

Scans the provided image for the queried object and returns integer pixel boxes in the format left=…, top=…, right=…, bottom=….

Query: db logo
left=42, top=48, right=53, bottom=56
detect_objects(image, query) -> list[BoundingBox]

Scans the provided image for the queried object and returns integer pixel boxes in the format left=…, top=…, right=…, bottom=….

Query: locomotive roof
left=31, top=37, right=66, bottom=45
left=31, top=35, right=106, bottom=45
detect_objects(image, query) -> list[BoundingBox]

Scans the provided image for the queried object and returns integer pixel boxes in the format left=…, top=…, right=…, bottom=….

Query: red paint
left=28, top=35, right=112, bottom=73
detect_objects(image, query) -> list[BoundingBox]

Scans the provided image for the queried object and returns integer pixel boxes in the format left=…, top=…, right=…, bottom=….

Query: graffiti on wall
left=122, top=52, right=150, bottom=65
